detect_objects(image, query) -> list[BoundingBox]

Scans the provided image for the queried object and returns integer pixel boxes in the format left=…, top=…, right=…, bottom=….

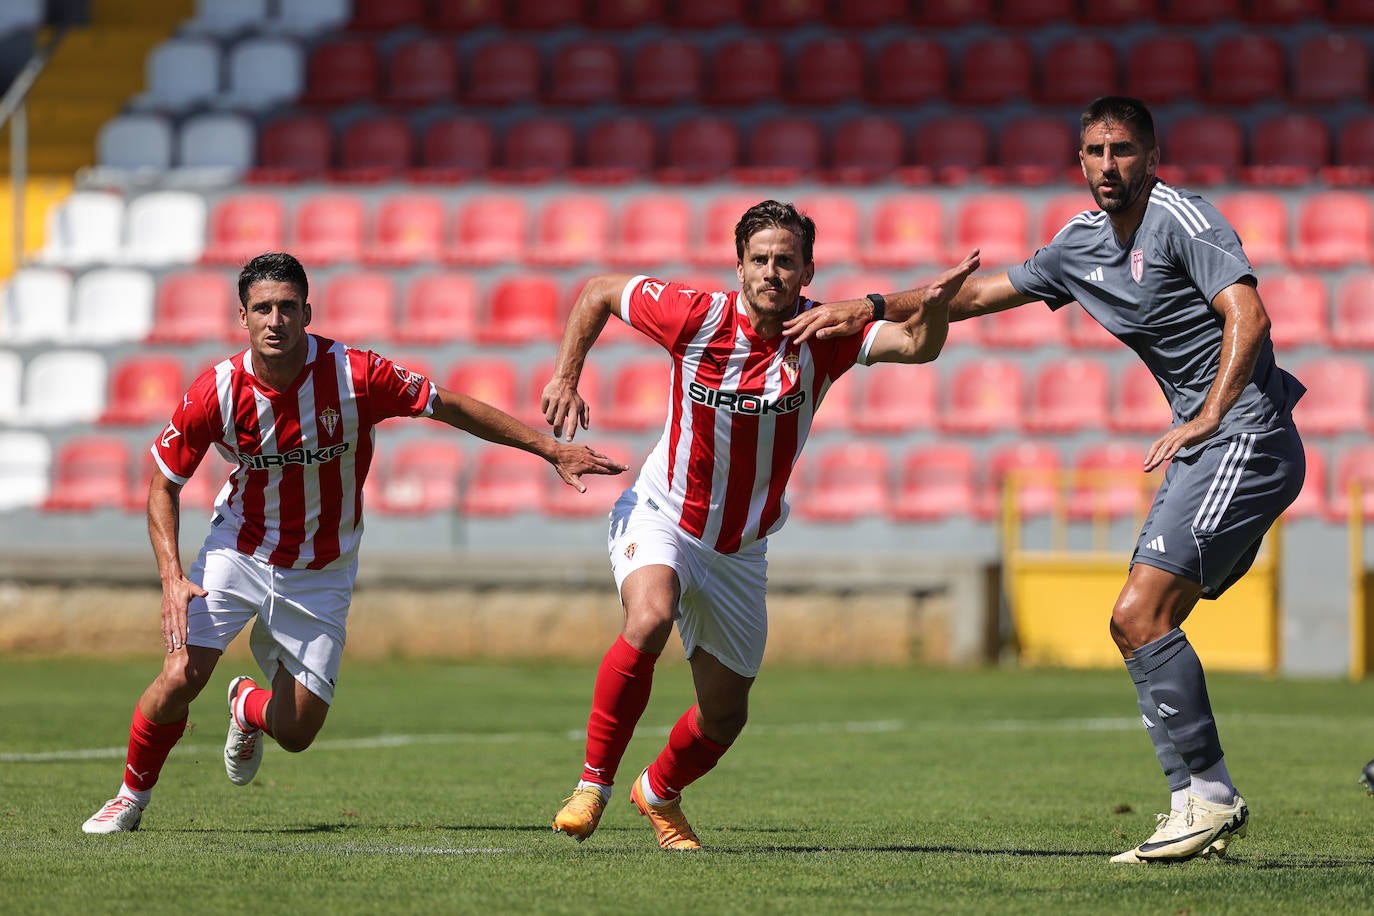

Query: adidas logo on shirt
left=1083, top=266, right=1105, bottom=282
left=1145, top=535, right=1166, bottom=553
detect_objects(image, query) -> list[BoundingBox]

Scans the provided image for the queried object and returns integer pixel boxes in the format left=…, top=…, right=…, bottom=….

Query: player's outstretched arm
left=784, top=264, right=1034, bottom=344
left=429, top=386, right=628, bottom=492
left=865, top=250, right=980, bottom=364
left=147, top=471, right=207, bottom=654
left=541, top=274, right=635, bottom=441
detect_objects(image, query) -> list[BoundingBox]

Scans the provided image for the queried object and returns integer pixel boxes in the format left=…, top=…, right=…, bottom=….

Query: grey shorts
left=1131, top=421, right=1305, bottom=598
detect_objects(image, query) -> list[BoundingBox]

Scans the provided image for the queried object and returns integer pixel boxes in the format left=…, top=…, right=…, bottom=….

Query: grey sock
left=1124, top=655, right=1190, bottom=794
left=1134, top=628, right=1226, bottom=774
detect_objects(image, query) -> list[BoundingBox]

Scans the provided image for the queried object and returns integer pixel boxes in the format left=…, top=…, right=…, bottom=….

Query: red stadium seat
left=1260, top=271, right=1330, bottom=350
left=1335, top=115, right=1374, bottom=180
left=1067, top=441, right=1153, bottom=521
left=976, top=303, right=1069, bottom=350
left=1110, top=363, right=1173, bottom=435
left=868, top=38, right=948, bottom=107
left=602, top=359, right=671, bottom=432
left=445, top=195, right=527, bottom=266
left=1292, top=33, right=1369, bottom=105
left=668, top=0, right=744, bottom=27
left=793, top=443, right=890, bottom=523
left=547, top=39, right=620, bottom=107
left=336, top=115, right=412, bottom=181
left=1215, top=192, right=1289, bottom=267
left=580, top=116, right=658, bottom=181
left=430, top=0, right=501, bottom=28
left=1068, top=306, right=1119, bottom=350
left=1285, top=443, right=1327, bottom=520
left=291, top=194, right=365, bottom=265
left=811, top=270, right=896, bottom=304
left=1245, top=114, right=1329, bottom=185
left=445, top=358, right=519, bottom=416
left=315, top=272, right=396, bottom=345
left=540, top=438, right=636, bottom=518
left=999, top=0, right=1074, bottom=24
left=100, top=354, right=184, bottom=425
left=661, top=116, right=740, bottom=182
left=1025, top=358, right=1110, bottom=434
left=1330, top=0, right=1374, bottom=22
left=915, top=0, right=993, bottom=27
left=752, top=0, right=825, bottom=26
left=499, top=118, right=576, bottom=181
left=913, top=116, right=990, bottom=183
left=461, top=446, right=547, bottom=516
left=1293, top=192, right=1372, bottom=268
left=625, top=38, right=703, bottom=107
left=148, top=270, right=236, bottom=344
left=1331, top=445, right=1374, bottom=521
left=939, top=358, right=1025, bottom=435
left=863, top=194, right=943, bottom=268
left=1246, top=0, right=1324, bottom=21
left=350, top=0, right=425, bottom=30
left=995, top=115, right=1076, bottom=184
left=708, top=37, right=783, bottom=107
left=853, top=362, right=939, bottom=435
left=479, top=274, right=561, bottom=345
left=609, top=193, right=692, bottom=268
left=1207, top=35, right=1284, bottom=106
left=384, top=38, right=457, bottom=107
left=979, top=441, right=1061, bottom=520
left=1038, top=192, right=1095, bottom=247
left=790, top=37, right=863, bottom=107
left=373, top=439, right=465, bottom=515
left=506, top=0, right=582, bottom=29
left=464, top=39, right=540, bottom=106
left=830, top=115, right=906, bottom=183
left=1332, top=273, right=1374, bottom=349
left=829, top=0, right=908, bottom=27
left=1093, top=0, right=1159, bottom=23
left=590, top=0, right=666, bottom=27
left=1039, top=37, right=1119, bottom=106
left=418, top=117, right=495, bottom=179
left=1162, top=114, right=1242, bottom=185
left=950, top=194, right=1029, bottom=268
left=301, top=39, right=379, bottom=107
left=364, top=194, right=444, bottom=267
left=42, top=436, right=132, bottom=512
left=202, top=194, right=285, bottom=265
left=1159, top=0, right=1239, bottom=23
left=1125, top=36, right=1201, bottom=105
left=890, top=444, right=978, bottom=522
left=796, top=194, right=859, bottom=267
left=527, top=195, right=611, bottom=267
left=255, top=115, right=331, bottom=179
left=690, top=192, right=760, bottom=268
left=1292, top=357, right=1369, bottom=435
left=955, top=37, right=1033, bottom=106
left=396, top=273, right=479, bottom=345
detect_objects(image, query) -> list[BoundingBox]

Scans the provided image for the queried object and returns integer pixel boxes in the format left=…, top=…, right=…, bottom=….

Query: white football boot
left=1129, top=793, right=1248, bottom=862
left=82, top=797, right=143, bottom=834
left=224, top=675, right=265, bottom=786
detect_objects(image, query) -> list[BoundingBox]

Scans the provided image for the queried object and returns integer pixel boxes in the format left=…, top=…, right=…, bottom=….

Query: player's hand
left=1143, top=415, right=1219, bottom=472
left=160, top=574, right=207, bottom=654
left=540, top=378, right=590, bottom=442
left=924, top=249, right=980, bottom=310
left=783, top=298, right=872, bottom=344
left=550, top=444, right=629, bottom=492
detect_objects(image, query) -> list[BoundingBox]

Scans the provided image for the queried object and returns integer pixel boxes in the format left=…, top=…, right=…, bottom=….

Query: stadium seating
left=461, top=446, right=548, bottom=516
left=889, top=443, right=979, bottom=522
left=1291, top=33, right=1369, bottom=105
left=740, top=116, right=823, bottom=182
left=1247, top=0, right=1324, bottom=21
left=691, top=193, right=760, bottom=268
left=810, top=372, right=857, bottom=435
left=148, top=270, right=236, bottom=345
left=1291, top=357, right=1369, bottom=435
left=3, top=267, right=72, bottom=342
left=1207, top=34, right=1285, bottom=106
left=540, top=439, right=635, bottom=517
left=100, top=354, right=184, bottom=426
left=939, top=359, right=1025, bottom=435
left=68, top=268, right=155, bottom=344
left=373, top=438, right=465, bottom=515
left=256, top=114, right=333, bottom=179
left=581, top=116, right=658, bottom=181
left=1285, top=444, right=1327, bottom=519
left=979, top=441, right=1061, bottom=519
left=996, top=116, right=1077, bottom=185
left=707, top=37, right=783, bottom=107
left=1025, top=358, right=1111, bottom=434
left=797, top=194, right=860, bottom=267
left=0, top=350, right=20, bottom=423
left=1160, top=0, right=1240, bottom=22
left=431, top=0, right=502, bottom=29
left=41, top=190, right=123, bottom=266
left=1163, top=114, right=1243, bottom=185
left=608, top=193, right=692, bottom=267
left=181, top=0, right=270, bottom=37
left=1067, top=441, right=1154, bottom=521
left=1109, top=362, right=1174, bottom=435
left=754, top=0, right=825, bottom=26
left=221, top=37, right=304, bottom=111
left=291, top=193, right=365, bottom=265
left=1246, top=114, right=1330, bottom=185
left=790, top=37, right=864, bottom=107
left=499, top=117, right=577, bottom=180
left=202, top=194, right=286, bottom=266
left=349, top=0, right=426, bottom=31
left=1126, top=36, right=1201, bottom=104
left=1330, top=445, right=1374, bottom=520
left=949, top=194, right=1029, bottom=267
left=1335, top=115, right=1374, bottom=181
left=41, top=435, right=131, bottom=512
left=97, top=114, right=174, bottom=170
left=445, top=195, right=527, bottom=266
left=1259, top=271, right=1330, bottom=350
left=1038, top=193, right=1094, bottom=246
left=625, top=38, right=703, bottom=107
left=830, top=115, right=906, bottom=182
left=1331, top=274, right=1374, bottom=349
left=829, top=0, right=907, bottom=26
left=1068, top=307, right=1119, bottom=350
left=792, top=443, right=891, bottom=522
left=852, top=362, right=939, bottom=435
left=602, top=359, right=670, bottom=432
left=364, top=194, right=444, bottom=266
left=1039, top=37, right=1118, bottom=106
left=975, top=302, right=1070, bottom=350
left=662, top=116, right=741, bottom=182
left=813, top=270, right=897, bottom=304
left=177, top=112, right=256, bottom=171
left=136, top=38, right=222, bottom=113
left=336, top=115, right=413, bottom=180
left=508, top=0, right=584, bottom=29
left=0, top=430, right=51, bottom=511
left=528, top=195, right=612, bottom=267
left=590, top=0, right=667, bottom=27
left=999, top=0, right=1075, bottom=25
left=384, top=37, right=457, bottom=107
left=274, top=0, right=351, bottom=36
left=918, top=0, right=994, bottom=25
left=868, top=38, right=948, bottom=107
left=667, top=0, right=743, bottom=28
left=1216, top=192, right=1289, bottom=267
left=395, top=273, right=479, bottom=345
left=122, top=191, right=207, bottom=267
left=1292, top=192, right=1372, bottom=268
left=315, top=273, right=397, bottom=346
left=547, top=39, right=621, bottom=107
left=445, top=358, right=519, bottom=417
left=465, top=38, right=540, bottom=106
left=418, top=116, right=496, bottom=178
left=955, top=37, right=1033, bottom=106
left=862, top=194, right=944, bottom=268
left=479, top=274, right=562, bottom=345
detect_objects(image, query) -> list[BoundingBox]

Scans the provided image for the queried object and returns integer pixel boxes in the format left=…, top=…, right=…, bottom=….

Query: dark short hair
left=734, top=200, right=816, bottom=264
left=1080, top=96, right=1157, bottom=150
left=238, top=252, right=309, bottom=305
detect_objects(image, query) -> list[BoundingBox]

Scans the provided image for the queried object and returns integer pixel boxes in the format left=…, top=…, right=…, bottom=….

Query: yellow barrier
left=1002, top=469, right=1281, bottom=673
left=1350, top=482, right=1374, bottom=680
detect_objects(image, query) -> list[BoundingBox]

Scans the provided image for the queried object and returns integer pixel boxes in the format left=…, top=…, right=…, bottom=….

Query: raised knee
left=273, top=729, right=316, bottom=754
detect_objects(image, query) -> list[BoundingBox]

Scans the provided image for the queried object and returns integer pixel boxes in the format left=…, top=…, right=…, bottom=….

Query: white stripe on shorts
left=1193, top=433, right=1255, bottom=533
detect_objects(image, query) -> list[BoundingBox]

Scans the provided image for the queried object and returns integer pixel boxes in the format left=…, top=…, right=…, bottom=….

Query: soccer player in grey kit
left=787, top=96, right=1307, bottom=863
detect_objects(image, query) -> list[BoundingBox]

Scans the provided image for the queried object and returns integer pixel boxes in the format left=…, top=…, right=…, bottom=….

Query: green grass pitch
left=3, top=656, right=1373, bottom=914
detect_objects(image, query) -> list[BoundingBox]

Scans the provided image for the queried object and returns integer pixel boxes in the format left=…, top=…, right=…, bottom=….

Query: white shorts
left=185, top=542, right=356, bottom=705
left=608, top=488, right=768, bottom=678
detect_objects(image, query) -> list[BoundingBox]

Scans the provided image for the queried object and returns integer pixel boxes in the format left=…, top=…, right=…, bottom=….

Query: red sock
left=242, top=687, right=274, bottom=736
left=646, top=706, right=730, bottom=802
left=581, top=635, right=659, bottom=786
left=122, top=705, right=187, bottom=792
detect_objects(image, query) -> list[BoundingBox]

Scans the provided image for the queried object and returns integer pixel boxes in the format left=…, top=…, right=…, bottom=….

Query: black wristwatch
left=865, top=292, right=886, bottom=322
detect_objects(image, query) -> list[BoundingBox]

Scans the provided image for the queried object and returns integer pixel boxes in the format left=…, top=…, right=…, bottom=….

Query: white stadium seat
left=0, top=431, right=52, bottom=510
left=0, top=350, right=21, bottom=422
left=177, top=112, right=256, bottom=170
left=121, top=191, right=207, bottom=265
left=97, top=113, right=174, bottom=170
left=2, top=267, right=72, bottom=342
left=180, top=0, right=269, bottom=37
left=273, top=0, right=351, bottom=36
left=133, top=38, right=222, bottom=112
left=40, top=190, right=124, bottom=266
left=221, top=37, right=303, bottom=110
left=20, top=350, right=106, bottom=426
left=68, top=268, right=156, bottom=344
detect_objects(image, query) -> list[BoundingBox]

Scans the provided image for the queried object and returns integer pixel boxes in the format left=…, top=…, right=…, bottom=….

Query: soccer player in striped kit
left=546, top=200, right=979, bottom=849
left=789, top=97, right=1307, bottom=863
left=82, top=252, right=627, bottom=834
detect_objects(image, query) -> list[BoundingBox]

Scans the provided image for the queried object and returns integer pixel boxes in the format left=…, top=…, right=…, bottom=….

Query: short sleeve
left=362, top=351, right=437, bottom=421
left=1173, top=202, right=1255, bottom=304
left=620, top=275, right=710, bottom=351
left=150, top=372, right=219, bottom=485
left=1007, top=244, right=1076, bottom=310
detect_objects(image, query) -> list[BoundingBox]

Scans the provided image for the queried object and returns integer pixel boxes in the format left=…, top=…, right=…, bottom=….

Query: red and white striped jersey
left=152, top=335, right=435, bottom=570
left=619, top=275, right=882, bottom=554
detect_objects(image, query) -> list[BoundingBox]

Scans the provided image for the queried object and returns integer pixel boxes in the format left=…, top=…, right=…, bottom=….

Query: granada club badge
left=1131, top=248, right=1145, bottom=284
